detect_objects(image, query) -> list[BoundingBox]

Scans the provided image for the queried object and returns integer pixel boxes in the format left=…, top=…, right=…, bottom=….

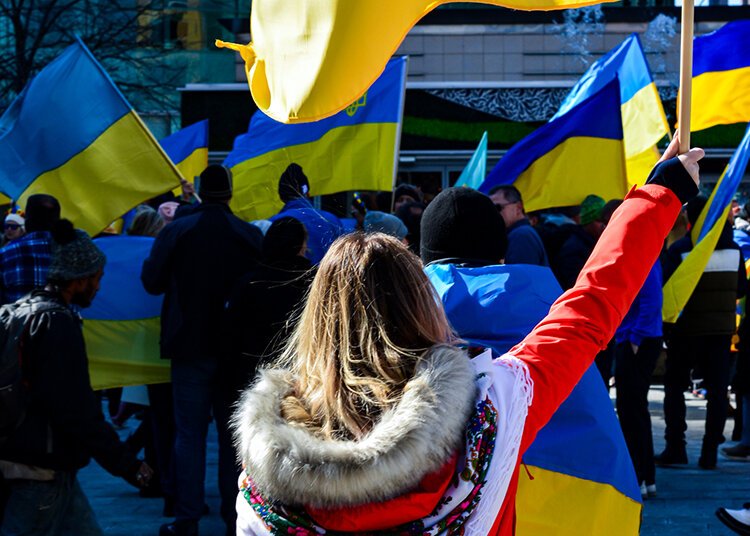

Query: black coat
left=553, top=226, right=597, bottom=291
left=141, top=203, right=263, bottom=361
left=221, top=256, right=314, bottom=391
left=0, top=290, right=139, bottom=477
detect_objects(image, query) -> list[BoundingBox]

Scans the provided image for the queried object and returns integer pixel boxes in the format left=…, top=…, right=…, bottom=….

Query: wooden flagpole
left=678, top=0, right=695, bottom=153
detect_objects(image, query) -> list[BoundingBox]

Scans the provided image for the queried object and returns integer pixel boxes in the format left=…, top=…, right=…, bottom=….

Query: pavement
left=78, top=385, right=750, bottom=535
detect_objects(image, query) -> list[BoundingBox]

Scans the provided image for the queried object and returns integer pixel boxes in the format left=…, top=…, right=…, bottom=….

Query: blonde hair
left=279, top=232, right=453, bottom=440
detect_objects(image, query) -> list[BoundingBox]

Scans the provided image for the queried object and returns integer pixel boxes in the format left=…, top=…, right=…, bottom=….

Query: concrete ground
left=79, top=386, right=749, bottom=535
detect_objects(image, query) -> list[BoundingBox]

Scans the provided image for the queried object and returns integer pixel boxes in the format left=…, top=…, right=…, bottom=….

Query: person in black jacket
left=657, top=195, right=746, bottom=469
left=141, top=165, right=262, bottom=536
left=222, top=217, right=314, bottom=395
left=0, top=220, right=152, bottom=536
left=553, top=194, right=606, bottom=290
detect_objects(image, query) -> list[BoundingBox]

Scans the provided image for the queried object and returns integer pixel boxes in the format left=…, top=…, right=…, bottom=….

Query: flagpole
left=678, top=0, right=695, bottom=153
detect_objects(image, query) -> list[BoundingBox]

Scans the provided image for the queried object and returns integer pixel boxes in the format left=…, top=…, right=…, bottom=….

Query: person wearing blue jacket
left=615, top=260, right=663, bottom=498
left=269, top=163, right=343, bottom=264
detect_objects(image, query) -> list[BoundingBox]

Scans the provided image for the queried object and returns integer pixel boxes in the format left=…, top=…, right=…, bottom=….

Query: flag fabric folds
left=425, top=263, right=641, bottom=535
left=663, top=122, right=750, bottom=323
left=83, top=236, right=168, bottom=390
left=479, top=78, right=627, bottom=212
left=0, top=38, right=182, bottom=235
left=160, top=120, right=209, bottom=190
left=224, top=57, right=407, bottom=221
left=217, top=0, right=618, bottom=124
left=553, top=33, right=669, bottom=188
left=692, top=20, right=750, bottom=133
left=455, top=132, right=488, bottom=189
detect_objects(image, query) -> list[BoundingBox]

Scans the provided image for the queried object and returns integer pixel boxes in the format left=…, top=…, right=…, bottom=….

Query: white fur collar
left=232, top=344, right=477, bottom=508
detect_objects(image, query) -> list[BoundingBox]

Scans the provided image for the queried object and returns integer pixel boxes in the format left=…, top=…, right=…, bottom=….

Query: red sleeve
left=508, top=184, right=682, bottom=452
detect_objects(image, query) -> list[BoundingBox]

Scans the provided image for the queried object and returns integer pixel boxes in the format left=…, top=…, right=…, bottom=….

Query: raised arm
left=509, top=139, right=702, bottom=451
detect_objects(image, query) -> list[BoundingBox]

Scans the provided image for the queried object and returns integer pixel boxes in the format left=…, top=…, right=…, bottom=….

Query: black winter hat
left=420, top=187, right=507, bottom=265
left=25, top=194, right=60, bottom=233
left=199, top=165, right=233, bottom=200
left=278, top=163, right=310, bottom=202
left=394, top=184, right=422, bottom=204
left=262, top=217, right=308, bottom=261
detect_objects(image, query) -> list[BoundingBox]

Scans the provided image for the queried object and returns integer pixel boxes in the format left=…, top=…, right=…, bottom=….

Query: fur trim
left=231, top=344, right=477, bottom=508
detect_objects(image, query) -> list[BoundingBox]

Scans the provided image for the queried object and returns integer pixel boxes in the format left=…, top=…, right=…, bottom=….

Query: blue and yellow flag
left=553, top=33, right=669, bottom=188
left=83, top=236, right=168, bottom=390
left=160, top=120, right=209, bottom=193
left=479, top=78, right=627, bottom=211
left=426, top=263, right=641, bottom=535
left=455, top=132, right=488, bottom=190
left=218, top=0, right=618, bottom=124
left=692, top=20, right=750, bottom=133
left=663, top=122, right=750, bottom=323
left=0, top=38, right=182, bottom=235
left=224, top=56, right=407, bottom=221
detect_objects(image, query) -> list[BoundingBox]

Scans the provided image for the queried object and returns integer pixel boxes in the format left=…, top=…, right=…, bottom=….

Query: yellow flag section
left=663, top=122, right=750, bottom=323
left=0, top=39, right=182, bottom=236
left=159, top=120, right=209, bottom=196
left=517, top=466, right=641, bottom=535
left=217, top=0, right=618, bottom=124
left=691, top=21, right=750, bottom=133
left=83, top=236, right=168, bottom=390
left=479, top=78, right=627, bottom=210
left=225, top=57, right=407, bottom=221
left=552, top=34, right=669, bottom=188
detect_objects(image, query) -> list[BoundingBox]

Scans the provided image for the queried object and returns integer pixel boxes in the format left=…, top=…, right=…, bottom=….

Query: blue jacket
left=270, top=198, right=343, bottom=264
left=616, top=262, right=663, bottom=345
left=505, top=219, right=549, bottom=267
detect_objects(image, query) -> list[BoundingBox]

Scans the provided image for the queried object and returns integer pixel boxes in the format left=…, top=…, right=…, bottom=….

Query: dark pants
left=147, top=382, right=175, bottom=500
left=615, top=337, right=661, bottom=485
left=0, top=472, right=102, bottom=536
left=171, top=358, right=241, bottom=534
left=595, top=340, right=616, bottom=388
left=663, top=334, right=732, bottom=453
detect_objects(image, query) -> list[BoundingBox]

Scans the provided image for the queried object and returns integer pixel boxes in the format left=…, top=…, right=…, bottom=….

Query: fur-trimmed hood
left=232, top=344, right=477, bottom=508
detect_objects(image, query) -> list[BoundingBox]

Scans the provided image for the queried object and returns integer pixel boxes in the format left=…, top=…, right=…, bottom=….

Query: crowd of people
left=0, top=138, right=749, bottom=535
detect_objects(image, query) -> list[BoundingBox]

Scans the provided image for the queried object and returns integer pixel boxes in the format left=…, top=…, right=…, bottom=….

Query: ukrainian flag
left=0, top=38, right=182, bottom=235
left=663, top=122, right=750, bottom=323
left=426, top=263, right=641, bottom=535
left=692, top=20, right=750, bottom=133
left=553, top=33, right=669, bottom=188
left=224, top=56, right=406, bottom=221
left=160, top=120, right=209, bottom=193
left=219, top=0, right=618, bottom=123
left=83, top=236, right=168, bottom=390
left=479, top=78, right=627, bottom=212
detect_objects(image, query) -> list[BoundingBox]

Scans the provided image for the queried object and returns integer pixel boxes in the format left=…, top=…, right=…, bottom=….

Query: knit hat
left=48, top=220, right=106, bottom=282
left=198, top=165, right=233, bottom=200
left=278, top=163, right=310, bottom=202
left=394, top=184, right=422, bottom=205
left=420, top=187, right=507, bottom=265
left=579, top=195, right=606, bottom=226
left=262, top=217, right=307, bottom=261
left=4, top=214, right=24, bottom=227
left=364, top=211, right=408, bottom=240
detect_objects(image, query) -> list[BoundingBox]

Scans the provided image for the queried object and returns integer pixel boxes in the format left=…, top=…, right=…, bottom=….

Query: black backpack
left=0, top=295, right=71, bottom=443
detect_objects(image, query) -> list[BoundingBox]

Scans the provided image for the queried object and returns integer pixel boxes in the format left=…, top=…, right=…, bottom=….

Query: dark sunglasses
left=4, top=224, right=21, bottom=231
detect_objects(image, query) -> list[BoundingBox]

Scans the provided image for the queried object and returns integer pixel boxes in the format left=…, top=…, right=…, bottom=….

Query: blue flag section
left=83, top=236, right=168, bottom=390
left=454, top=131, right=488, bottom=189
left=479, top=78, right=627, bottom=212
left=425, top=263, right=642, bottom=534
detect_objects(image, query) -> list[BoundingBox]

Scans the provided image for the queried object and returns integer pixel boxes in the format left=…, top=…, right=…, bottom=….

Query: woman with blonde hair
left=232, top=137, right=703, bottom=535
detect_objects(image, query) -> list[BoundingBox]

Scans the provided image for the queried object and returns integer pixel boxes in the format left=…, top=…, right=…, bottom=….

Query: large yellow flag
left=218, top=0, right=617, bottom=124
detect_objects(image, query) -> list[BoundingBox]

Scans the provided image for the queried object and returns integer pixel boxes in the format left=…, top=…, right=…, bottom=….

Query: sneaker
left=722, top=444, right=750, bottom=461
left=654, top=448, right=688, bottom=466
left=640, top=482, right=648, bottom=500
left=716, top=507, right=750, bottom=535
left=646, top=483, right=657, bottom=498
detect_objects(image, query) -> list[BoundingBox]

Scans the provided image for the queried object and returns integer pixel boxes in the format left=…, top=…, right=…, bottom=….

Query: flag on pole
left=663, top=122, right=750, bottom=323
left=479, top=78, right=627, bottom=212
left=217, top=0, right=619, bottom=124
left=83, top=236, right=168, bottom=390
left=691, top=20, right=750, bottom=133
left=553, top=33, right=669, bottom=188
left=455, top=132, right=488, bottom=190
left=224, top=57, right=407, bottom=222
left=161, top=120, right=209, bottom=187
left=426, top=263, right=641, bottom=535
left=0, top=38, right=183, bottom=235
